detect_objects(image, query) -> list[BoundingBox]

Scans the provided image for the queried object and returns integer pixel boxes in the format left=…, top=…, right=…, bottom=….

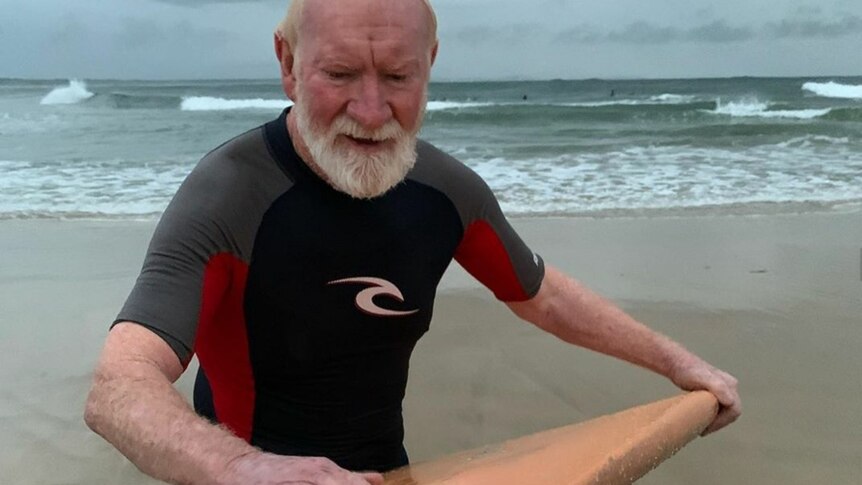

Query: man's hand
left=224, top=453, right=384, bottom=485
left=507, top=266, right=742, bottom=436
left=86, top=323, right=387, bottom=485
left=669, top=357, right=741, bottom=435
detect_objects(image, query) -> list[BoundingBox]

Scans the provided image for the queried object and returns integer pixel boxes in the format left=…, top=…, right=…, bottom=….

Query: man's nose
left=346, top=75, right=393, bottom=130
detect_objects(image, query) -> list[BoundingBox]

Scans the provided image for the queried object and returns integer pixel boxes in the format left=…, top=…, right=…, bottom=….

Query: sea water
left=1, top=76, right=861, bottom=219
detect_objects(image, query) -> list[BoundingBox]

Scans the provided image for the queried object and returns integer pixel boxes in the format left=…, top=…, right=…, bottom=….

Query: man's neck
left=285, top=108, right=332, bottom=183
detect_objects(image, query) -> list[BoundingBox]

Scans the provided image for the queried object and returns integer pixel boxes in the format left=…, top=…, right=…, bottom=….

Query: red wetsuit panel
left=455, top=220, right=529, bottom=302
left=194, top=253, right=255, bottom=442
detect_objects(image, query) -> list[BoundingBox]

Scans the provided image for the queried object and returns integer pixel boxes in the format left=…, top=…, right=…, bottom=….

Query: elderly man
left=84, top=0, right=740, bottom=484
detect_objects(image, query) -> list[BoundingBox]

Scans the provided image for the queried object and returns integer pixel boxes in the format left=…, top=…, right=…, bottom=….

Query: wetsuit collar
left=264, top=108, right=330, bottom=188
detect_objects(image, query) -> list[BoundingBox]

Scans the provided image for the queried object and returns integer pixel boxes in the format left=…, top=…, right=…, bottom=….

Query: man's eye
left=326, top=71, right=353, bottom=80
left=387, top=74, right=408, bottom=82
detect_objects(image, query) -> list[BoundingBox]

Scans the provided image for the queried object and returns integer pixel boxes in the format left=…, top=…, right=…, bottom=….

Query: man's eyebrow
left=381, top=59, right=421, bottom=71
left=314, top=57, right=358, bottom=68
left=314, top=57, right=421, bottom=72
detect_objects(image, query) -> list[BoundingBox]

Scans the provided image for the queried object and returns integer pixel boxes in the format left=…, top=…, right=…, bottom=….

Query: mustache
left=331, top=116, right=405, bottom=142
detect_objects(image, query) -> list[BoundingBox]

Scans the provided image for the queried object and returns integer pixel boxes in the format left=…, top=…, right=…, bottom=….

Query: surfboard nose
left=383, top=391, right=719, bottom=485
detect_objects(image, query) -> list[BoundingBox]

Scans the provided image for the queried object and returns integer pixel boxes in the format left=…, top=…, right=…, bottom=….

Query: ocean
left=1, top=76, right=861, bottom=219
left=2, top=77, right=862, bottom=485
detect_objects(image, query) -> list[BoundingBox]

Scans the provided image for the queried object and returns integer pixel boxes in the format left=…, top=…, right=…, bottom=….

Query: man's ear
left=274, top=34, right=298, bottom=100
left=430, top=40, right=439, bottom=67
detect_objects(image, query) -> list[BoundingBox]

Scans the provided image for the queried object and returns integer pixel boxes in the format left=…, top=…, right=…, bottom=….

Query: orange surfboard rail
left=384, top=391, right=719, bottom=485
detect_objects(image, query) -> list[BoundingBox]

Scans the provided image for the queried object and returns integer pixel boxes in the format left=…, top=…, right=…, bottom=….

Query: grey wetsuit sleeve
left=410, top=140, right=545, bottom=301
left=114, top=128, right=291, bottom=363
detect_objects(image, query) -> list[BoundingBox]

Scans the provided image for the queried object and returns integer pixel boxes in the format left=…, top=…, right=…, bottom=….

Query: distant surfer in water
left=610, top=89, right=615, bottom=97
left=84, top=1, right=741, bottom=484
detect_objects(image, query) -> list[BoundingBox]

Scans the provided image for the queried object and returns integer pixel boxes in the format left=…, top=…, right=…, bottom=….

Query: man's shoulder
left=200, top=126, right=272, bottom=168
left=166, top=125, right=290, bottom=223
left=415, top=139, right=467, bottom=170
left=409, top=139, right=498, bottom=224
left=411, top=139, right=490, bottom=190
left=186, top=125, right=287, bottom=190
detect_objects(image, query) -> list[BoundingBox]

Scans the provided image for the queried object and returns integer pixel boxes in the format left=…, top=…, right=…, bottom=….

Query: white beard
left=292, top=94, right=425, bottom=199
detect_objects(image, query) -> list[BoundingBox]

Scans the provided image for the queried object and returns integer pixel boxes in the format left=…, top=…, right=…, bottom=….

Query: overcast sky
left=2, top=0, right=861, bottom=80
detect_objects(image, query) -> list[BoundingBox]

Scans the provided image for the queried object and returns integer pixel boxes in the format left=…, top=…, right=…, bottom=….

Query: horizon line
left=2, top=74, right=861, bottom=84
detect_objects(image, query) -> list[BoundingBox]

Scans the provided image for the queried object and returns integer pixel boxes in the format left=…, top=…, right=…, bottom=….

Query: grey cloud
left=8, top=0, right=862, bottom=80
left=685, top=20, right=754, bottom=43
left=453, top=23, right=543, bottom=46
left=606, top=21, right=680, bottom=44
left=605, top=20, right=755, bottom=44
left=549, top=13, right=858, bottom=46
left=555, top=20, right=751, bottom=45
left=552, top=24, right=603, bottom=44
left=766, top=14, right=862, bottom=38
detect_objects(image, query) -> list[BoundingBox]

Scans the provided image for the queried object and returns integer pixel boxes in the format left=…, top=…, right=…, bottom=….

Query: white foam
left=4, top=139, right=861, bottom=219
left=762, top=108, right=832, bottom=119
left=180, top=97, right=292, bottom=111
left=0, top=158, right=192, bottom=217
left=426, top=101, right=493, bottom=111
left=178, top=97, right=499, bottom=113
left=40, top=80, right=94, bottom=105
left=649, top=93, right=696, bottom=103
left=802, top=81, right=862, bottom=100
left=177, top=97, right=696, bottom=113
left=461, top=141, right=862, bottom=216
left=709, top=99, right=830, bottom=119
left=562, top=100, right=645, bottom=107
left=562, top=95, right=696, bottom=108
left=776, top=135, right=850, bottom=149
left=712, top=99, right=768, bottom=116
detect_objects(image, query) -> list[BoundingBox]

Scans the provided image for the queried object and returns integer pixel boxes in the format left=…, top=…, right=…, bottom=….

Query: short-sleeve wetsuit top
left=116, top=108, right=544, bottom=472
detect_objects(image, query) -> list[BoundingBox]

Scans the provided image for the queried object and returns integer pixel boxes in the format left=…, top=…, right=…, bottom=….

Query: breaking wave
left=179, top=98, right=493, bottom=112
left=562, top=94, right=698, bottom=108
left=180, top=96, right=292, bottom=111
left=40, top=80, right=94, bottom=105
left=426, top=101, right=493, bottom=110
left=709, top=100, right=831, bottom=119
left=802, top=81, right=862, bottom=100
left=649, top=93, right=697, bottom=103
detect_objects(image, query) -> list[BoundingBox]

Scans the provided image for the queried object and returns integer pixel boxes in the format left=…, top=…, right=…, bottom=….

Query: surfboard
left=383, top=391, right=718, bottom=485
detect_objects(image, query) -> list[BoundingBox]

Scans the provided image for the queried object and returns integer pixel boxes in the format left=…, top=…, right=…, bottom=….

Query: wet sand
left=1, top=210, right=860, bottom=484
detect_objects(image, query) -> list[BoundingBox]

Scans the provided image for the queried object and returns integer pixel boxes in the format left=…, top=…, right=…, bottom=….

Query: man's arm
left=505, top=265, right=741, bottom=435
left=84, top=323, right=383, bottom=485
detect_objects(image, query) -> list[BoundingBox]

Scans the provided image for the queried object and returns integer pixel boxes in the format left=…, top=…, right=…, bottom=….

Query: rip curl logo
left=328, top=277, right=419, bottom=317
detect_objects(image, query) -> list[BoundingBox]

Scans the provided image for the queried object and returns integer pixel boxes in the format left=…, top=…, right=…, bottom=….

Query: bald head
left=276, top=0, right=438, bottom=57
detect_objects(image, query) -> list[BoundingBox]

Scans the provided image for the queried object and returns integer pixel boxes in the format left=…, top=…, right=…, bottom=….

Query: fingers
left=712, top=371, right=739, bottom=405
left=311, top=469, right=381, bottom=485
left=701, top=398, right=742, bottom=436
left=671, top=360, right=741, bottom=436
left=313, top=460, right=382, bottom=485
left=227, top=453, right=380, bottom=485
left=700, top=370, right=741, bottom=436
left=358, top=471, right=385, bottom=485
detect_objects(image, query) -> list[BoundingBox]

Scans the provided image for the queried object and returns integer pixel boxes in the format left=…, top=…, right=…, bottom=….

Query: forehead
left=299, top=0, right=432, bottom=58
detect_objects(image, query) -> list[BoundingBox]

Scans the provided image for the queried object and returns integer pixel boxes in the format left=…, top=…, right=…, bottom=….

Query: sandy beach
left=1, top=210, right=860, bottom=484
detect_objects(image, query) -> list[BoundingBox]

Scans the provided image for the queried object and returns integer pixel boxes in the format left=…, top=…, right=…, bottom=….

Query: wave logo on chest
left=327, top=277, right=419, bottom=317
